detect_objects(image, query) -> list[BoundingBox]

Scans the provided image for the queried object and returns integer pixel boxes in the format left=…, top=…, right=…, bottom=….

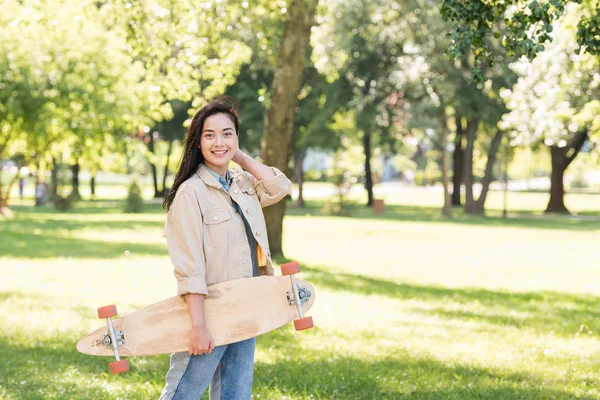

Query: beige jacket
left=165, top=164, right=291, bottom=297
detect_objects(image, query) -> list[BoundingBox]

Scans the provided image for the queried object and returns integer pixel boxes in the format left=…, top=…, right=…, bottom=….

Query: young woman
left=159, top=97, right=291, bottom=400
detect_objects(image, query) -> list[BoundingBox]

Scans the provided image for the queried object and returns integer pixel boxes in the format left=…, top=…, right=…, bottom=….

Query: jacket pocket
left=204, top=209, right=231, bottom=248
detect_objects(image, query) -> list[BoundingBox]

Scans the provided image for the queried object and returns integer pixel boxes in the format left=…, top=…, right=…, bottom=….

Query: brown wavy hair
left=162, top=96, right=240, bottom=211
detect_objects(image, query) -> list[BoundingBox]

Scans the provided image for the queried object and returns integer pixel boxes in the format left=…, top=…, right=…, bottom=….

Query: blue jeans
left=158, top=338, right=256, bottom=400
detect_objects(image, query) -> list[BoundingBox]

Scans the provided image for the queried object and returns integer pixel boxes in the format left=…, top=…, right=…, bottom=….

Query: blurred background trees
left=1, top=0, right=599, bottom=255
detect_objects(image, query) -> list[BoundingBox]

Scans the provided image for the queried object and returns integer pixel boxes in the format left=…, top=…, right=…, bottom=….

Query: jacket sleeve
left=165, top=189, right=208, bottom=297
left=246, top=167, right=291, bottom=208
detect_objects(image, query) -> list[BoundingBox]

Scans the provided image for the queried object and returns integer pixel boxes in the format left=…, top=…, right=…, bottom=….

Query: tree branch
left=565, top=130, right=589, bottom=169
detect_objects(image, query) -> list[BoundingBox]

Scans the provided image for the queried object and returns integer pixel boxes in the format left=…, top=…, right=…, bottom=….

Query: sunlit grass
left=1, top=189, right=599, bottom=399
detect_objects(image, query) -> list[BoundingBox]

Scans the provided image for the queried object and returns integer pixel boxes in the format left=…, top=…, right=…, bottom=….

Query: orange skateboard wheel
left=293, top=316, right=314, bottom=331
left=281, top=262, right=300, bottom=276
left=109, top=359, right=130, bottom=374
left=98, top=305, right=118, bottom=319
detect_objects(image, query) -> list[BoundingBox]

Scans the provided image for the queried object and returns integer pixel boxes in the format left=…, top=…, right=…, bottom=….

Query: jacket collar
left=196, top=164, right=223, bottom=190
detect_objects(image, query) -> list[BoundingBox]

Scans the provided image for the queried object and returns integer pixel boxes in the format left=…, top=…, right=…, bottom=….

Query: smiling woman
left=158, top=96, right=291, bottom=399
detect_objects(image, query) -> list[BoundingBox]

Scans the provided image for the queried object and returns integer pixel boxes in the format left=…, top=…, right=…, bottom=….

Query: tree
left=148, top=100, right=190, bottom=197
left=396, top=0, right=516, bottom=215
left=0, top=0, right=146, bottom=210
left=312, top=0, right=408, bottom=207
left=500, top=11, right=599, bottom=213
left=261, top=0, right=320, bottom=257
left=292, top=65, right=350, bottom=207
left=105, top=0, right=254, bottom=197
left=440, top=0, right=600, bottom=80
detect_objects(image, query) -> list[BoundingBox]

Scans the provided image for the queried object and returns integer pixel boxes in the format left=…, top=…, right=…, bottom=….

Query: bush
left=124, top=180, right=144, bottom=213
left=321, top=198, right=354, bottom=217
left=54, top=194, right=75, bottom=212
left=321, top=150, right=354, bottom=217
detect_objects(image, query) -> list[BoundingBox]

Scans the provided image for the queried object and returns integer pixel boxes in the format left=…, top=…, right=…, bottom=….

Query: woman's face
left=199, top=112, right=238, bottom=176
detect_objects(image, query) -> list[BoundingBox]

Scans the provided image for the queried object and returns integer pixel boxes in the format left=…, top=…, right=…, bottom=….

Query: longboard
left=76, top=262, right=315, bottom=373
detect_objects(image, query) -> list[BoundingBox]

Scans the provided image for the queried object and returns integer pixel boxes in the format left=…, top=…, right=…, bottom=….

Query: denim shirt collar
left=203, top=165, right=230, bottom=192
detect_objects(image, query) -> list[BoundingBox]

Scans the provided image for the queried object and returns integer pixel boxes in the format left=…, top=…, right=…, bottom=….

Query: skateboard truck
left=286, top=287, right=311, bottom=306
left=97, top=305, right=130, bottom=374
left=281, top=262, right=314, bottom=331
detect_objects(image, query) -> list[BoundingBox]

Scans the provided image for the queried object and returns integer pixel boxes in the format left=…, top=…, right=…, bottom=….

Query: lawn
left=1, top=186, right=599, bottom=399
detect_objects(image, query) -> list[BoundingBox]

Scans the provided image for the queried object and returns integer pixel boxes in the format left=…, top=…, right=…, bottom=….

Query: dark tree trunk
left=70, top=159, right=81, bottom=199
left=472, top=130, right=504, bottom=214
left=452, top=114, right=465, bottom=206
left=294, top=146, right=307, bottom=208
left=90, top=170, right=96, bottom=197
left=147, top=133, right=160, bottom=198
left=545, top=130, right=588, bottom=214
left=260, top=0, right=318, bottom=257
left=51, top=157, right=59, bottom=198
left=547, top=154, right=569, bottom=213
left=441, top=115, right=452, bottom=217
left=462, top=117, right=479, bottom=214
left=161, top=138, right=174, bottom=198
left=363, top=132, right=374, bottom=207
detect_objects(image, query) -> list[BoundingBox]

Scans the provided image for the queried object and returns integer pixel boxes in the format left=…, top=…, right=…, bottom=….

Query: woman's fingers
left=189, top=346, right=212, bottom=355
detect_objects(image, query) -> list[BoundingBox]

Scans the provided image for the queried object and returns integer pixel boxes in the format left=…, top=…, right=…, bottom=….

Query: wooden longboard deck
left=76, top=276, right=315, bottom=357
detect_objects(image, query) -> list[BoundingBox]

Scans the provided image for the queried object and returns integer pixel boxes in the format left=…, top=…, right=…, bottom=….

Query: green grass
left=1, top=187, right=599, bottom=399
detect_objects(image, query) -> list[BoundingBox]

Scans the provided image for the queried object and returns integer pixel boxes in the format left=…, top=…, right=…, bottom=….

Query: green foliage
left=224, top=63, right=272, bottom=153
left=124, top=180, right=144, bottom=213
left=107, top=0, right=252, bottom=114
left=0, top=0, right=150, bottom=199
left=500, top=9, right=600, bottom=148
left=312, top=0, right=408, bottom=158
left=577, top=9, right=600, bottom=52
left=439, top=0, right=600, bottom=82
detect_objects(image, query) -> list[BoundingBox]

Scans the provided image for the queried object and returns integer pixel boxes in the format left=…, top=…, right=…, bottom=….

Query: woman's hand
left=232, top=149, right=275, bottom=180
left=183, top=294, right=214, bottom=356
left=232, top=148, right=248, bottom=166
left=188, top=325, right=214, bottom=356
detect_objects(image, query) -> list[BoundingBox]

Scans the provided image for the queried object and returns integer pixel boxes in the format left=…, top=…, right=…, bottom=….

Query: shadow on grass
left=276, top=259, right=600, bottom=339
left=5, top=214, right=163, bottom=231
left=0, top=229, right=167, bottom=259
left=0, top=329, right=593, bottom=400
left=254, top=330, right=595, bottom=400
left=0, top=207, right=167, bottom=258
left=286, top=201, right=600, bottom=232
left=10, top=201, right=165, bottom=215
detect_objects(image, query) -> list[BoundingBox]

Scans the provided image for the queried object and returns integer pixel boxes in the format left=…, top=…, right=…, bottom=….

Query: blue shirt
left=204, top=166, right=259, bottom=277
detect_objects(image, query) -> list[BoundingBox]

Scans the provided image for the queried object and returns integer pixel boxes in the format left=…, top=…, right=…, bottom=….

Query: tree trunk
left=161, top=138, right=174, bottom=198
left=51, top=157, right=59, bottom=199
left=546, top=151, right=569, bottom=213
left=462, top=117, right=479, bottom=214
left=363, top=132, right=374, bottom=207
left=70, top=159, right=81, bottom=199
left=294, top=146, right=307, bottom=208
left=441, top=116, right=452, bottom=217
left=545, top=130, right=588, bottom=214
left=472, top=130, right=504, bottom=214
left=452, top=114, right=465, bottom=206
left=260, top=0, right=318, bottom=257
left=90, top=170, right=96, bottom=197
left=147, top=132, right=160, bottom=198
left=0, top=167, right=22, bottom=211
